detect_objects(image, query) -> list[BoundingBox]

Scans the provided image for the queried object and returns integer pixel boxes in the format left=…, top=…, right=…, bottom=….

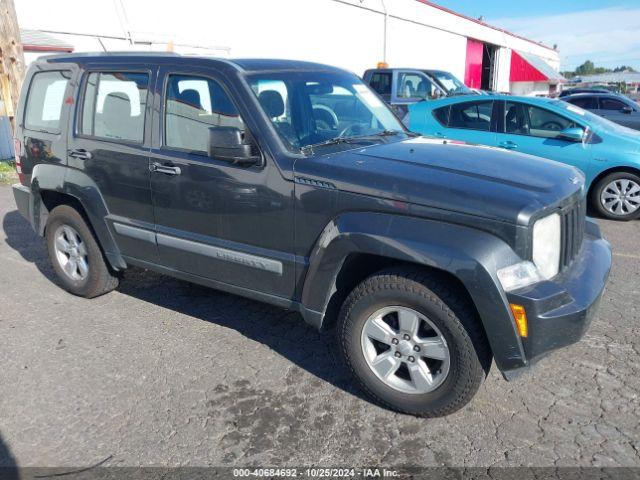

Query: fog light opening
left=510, top=303, right=528, bottom=338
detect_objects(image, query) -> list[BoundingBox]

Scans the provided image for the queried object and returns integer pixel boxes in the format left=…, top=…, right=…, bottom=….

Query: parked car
left=558, top=87, right=614, bottom=98
left=12, top=53, right=610, bottom=417
left=363, top=67, right=474, bottom=117
left=563, top=93, right=640, bottom=130
left=408, top=94, right=640, bottom=220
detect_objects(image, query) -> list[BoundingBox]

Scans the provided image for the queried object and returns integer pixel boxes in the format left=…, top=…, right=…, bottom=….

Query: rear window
left=80, top=71, right=149, bottom=143
left=567, top=96, right=598, bottom=110
left=369, top=72, right=392, bottom=96
left=24, top=70, right=71, bottom=133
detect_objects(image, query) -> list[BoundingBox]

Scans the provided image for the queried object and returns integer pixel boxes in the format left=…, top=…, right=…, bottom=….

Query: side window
left=24, top=70, right=71, bottom=133
left=396, top=73, right=436, bottom=100
left=250, top=79, right=295, bottom=146
left=433, top=106, right=450, bottom=126
left=600, top=98, right=628, bottom=111
left=567, top=97, right=598, bottom=110
left=526, top=104, right=575, bottom=138
left=81, top=72, right=149, bottom=142
left=369, top=72, right=392, bottom=96
left=165, top=74, right=245, bottom=153
left=448, top=101, right=493, bottom=131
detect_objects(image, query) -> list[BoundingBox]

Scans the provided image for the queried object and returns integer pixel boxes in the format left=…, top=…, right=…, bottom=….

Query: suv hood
left=317, top=137, right=583, bottom=225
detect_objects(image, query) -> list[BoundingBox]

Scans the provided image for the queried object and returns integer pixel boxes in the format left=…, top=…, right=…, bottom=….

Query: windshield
left=429, top=71, right=472, bottom=95
left=247, top=71, right=406, bottom=151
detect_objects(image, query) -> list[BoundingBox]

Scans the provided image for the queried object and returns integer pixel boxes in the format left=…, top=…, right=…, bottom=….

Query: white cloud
left=491, top=7, right=640, bottom=69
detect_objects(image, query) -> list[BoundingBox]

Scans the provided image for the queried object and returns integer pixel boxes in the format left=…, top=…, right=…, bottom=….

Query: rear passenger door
left=69, top=66, right=157, bottom=263
left=433, top=100, right=497, bottom=146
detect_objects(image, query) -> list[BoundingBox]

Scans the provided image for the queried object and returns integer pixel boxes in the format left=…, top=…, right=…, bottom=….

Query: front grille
left=560, top=199, right=586, bottom=269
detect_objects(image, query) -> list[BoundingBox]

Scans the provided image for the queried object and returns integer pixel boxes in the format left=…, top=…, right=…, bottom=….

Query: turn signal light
left=509, top=304, right=528, bottom=337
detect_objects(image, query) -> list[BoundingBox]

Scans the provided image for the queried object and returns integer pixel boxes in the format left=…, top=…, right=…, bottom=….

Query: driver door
left=494, top=100, right=593, bottom=175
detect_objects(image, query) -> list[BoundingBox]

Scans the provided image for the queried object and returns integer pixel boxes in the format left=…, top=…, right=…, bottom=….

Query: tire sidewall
left=341, top=283, right=478, bottom=415
left=592, top=172, right=640, bottom=221
left=46, top=207, right=101, bottom=296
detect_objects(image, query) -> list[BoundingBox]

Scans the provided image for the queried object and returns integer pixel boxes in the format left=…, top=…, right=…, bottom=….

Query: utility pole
left=0, top=0, right=26, bottom=132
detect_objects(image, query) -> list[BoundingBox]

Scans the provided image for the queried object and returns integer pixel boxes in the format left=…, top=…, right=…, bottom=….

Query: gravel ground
left=0, top=183, right=638, bottom=468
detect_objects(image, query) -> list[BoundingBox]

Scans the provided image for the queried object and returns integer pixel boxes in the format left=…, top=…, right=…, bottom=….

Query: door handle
left=433, top=132, right=446, bottom=138
left=498, top=141, right=518, bottom=150
left=68, top=148, right=92, bottom=160
left=150, top=162, right=181, bottom=175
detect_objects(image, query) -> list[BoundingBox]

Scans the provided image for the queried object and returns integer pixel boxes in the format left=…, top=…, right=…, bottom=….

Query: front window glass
left=164, top=74, right=244, bottom=153
left=506, top=102, right=576, bottom=138
left=370, top=72, right=392, bottom=96
left=248, top=71, right=405, bottom=151
left=396, top=72, right=437, bottom=100
left=600, top=98, right=627, bottom=111
left=429, top=71, right=472, bottom=95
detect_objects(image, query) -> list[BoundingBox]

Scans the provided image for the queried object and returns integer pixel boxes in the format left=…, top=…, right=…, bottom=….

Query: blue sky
left=433, top=1, right=640, bottom=71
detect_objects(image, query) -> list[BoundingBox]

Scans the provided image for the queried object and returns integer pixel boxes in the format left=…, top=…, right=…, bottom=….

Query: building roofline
left=415, top=0, right=556, bottom=53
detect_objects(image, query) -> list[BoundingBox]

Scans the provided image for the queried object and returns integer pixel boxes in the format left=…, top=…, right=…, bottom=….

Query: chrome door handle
left=150, top=162, right=181, bottom=175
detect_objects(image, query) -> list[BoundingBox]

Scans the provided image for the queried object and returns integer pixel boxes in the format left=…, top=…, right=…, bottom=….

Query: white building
left=15, top=0, right=563, bottom=95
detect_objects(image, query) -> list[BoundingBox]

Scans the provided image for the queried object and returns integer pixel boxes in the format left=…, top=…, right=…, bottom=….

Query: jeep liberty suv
left=12, top=53, right=611, bottom=417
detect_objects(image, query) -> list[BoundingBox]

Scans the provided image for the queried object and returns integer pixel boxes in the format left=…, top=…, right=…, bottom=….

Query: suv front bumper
left=503, top=218, right=611, bottom=379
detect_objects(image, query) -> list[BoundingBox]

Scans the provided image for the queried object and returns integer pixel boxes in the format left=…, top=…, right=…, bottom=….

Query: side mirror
left=621, top=106, right=633, bottom=114
left=208, top=127, right=261, bottom=166
left=558, top=127, right=586, bottom=142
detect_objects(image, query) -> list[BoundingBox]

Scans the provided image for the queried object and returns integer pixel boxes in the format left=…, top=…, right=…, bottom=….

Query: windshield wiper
left=300, top=136, right=372, bottom=155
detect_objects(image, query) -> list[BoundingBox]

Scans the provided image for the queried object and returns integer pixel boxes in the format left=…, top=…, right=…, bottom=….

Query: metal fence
left=0, top=116, right=14, bottom=160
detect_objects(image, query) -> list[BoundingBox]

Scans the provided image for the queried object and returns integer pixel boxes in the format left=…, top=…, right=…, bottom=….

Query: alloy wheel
left=360, top=306, right=450, bottom=394
left=601, top=178, right=640, bottom=216
left=53, top=224, right=89, bottom=281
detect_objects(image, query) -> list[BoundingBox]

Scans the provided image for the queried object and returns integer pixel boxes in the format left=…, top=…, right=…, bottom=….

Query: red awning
left=510, top=50, right=565, bottom=83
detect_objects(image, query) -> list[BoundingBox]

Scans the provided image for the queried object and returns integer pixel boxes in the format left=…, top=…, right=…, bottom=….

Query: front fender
left=30, top=163, right=126, bottom=270
left=301, top=212, right=527, bottom=372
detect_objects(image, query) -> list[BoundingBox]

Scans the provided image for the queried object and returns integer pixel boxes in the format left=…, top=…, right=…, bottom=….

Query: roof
left=20, top=29, right=73, bottom=52
left=419, top=93, right=560, bottom=107
left=573, top=72, right=640, bottom=84
left=511, top=51, right=565, bottom=83
left=41, top=52, right=349, bottom=73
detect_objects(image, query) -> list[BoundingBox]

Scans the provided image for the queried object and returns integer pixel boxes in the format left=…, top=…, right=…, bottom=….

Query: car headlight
left=497, top=213, right=561, bottom=292
left=532, top=213, right=561, bottom=280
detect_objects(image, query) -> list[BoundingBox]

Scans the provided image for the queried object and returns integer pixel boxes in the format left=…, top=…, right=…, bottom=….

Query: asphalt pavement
left=0, top=183, right=638, bottom=468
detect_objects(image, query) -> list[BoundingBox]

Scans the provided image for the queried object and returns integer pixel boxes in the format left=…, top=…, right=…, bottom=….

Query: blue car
left=408, top=94, right=640, bottom=220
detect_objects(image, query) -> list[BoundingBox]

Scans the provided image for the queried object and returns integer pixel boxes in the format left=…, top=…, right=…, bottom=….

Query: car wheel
left=591, top=171, right=640, bottom=221
left=45, top=205, right=119, bottom=298
left=338, top=267, right=491, bottom=417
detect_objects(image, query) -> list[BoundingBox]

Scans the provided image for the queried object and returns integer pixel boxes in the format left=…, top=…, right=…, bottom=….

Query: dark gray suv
left=12, top=53, right=611, bottom=417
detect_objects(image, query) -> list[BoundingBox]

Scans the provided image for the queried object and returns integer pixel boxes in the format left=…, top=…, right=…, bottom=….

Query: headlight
left=532, top=213, right=561, bottom=279
left=497, top=261, right=542, bottom=292
left=497, top=212, right=561, bottom=292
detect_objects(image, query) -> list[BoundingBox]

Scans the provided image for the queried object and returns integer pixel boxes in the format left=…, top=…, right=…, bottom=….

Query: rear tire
left=591, top=171, right=640, bottom=221
left=338, top=267, right=490, bottom=417
left=45, top=205, right=119, bottom=298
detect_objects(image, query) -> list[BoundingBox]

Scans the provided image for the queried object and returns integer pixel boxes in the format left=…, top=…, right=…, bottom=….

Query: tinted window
left=24, top=70, right=70, bottom=133
left=433, top=106, right=450, bottom=126
left=164, top=74, right=244, bottom=153
left=505, top=101, right=576, bottom=138
left=567, top=96, right=598, bottom=110
left=396, top=72, right=437, bottom=100
left=448, top=101, right=493, bottom=131
left=369, top=72, right=392, bottom=96
left=81, top=72, right=149, bottom=142
left=600, top=98, right=628, bottom=111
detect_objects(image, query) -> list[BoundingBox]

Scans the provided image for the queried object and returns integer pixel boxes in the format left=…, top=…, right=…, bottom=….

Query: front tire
left=45, top=205, right=119, bottom=298
left=338, top=268, right=490, bottom=417
left=591, top=171, right=640, bottom=221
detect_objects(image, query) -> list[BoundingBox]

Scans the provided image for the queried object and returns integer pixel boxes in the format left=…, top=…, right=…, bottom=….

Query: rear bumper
left=502, top=218, right=611, bottom=379
left=12, top=183, right=31, bottom=223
